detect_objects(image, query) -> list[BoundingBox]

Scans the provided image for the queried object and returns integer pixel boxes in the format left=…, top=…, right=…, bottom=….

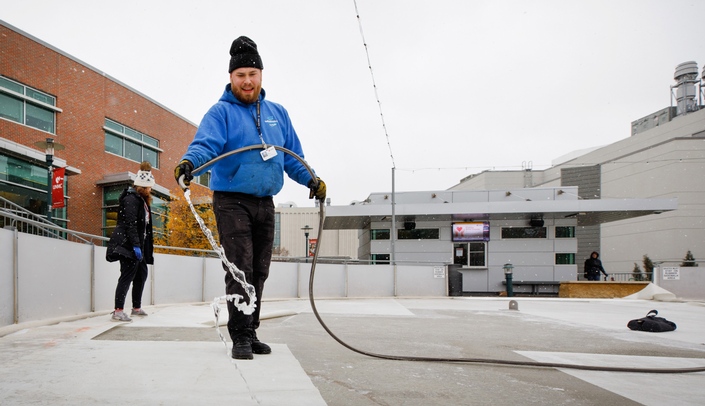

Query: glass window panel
left=0, top=76, right=24, bottom=93
left=124, top=127, right=142, bottom=140
left=371, top=254, right=390, bottom=264
left=143, top=148, right=158, bottom=168
left=26, top=103, right=55, bottom=133
left=397, top=228, right=439, bottom=240
left=151, top=195, right=167, bottom=238
left=124, top=139, right=142, bottom=162
left=274, top=213, right=281, bottom=248
left=103, top=185, right=124, bottom=206
left=555, top=226, right=576, bottom=238
left=104, top=119, right=123, bottom=132
left=105, top=133, right=123, bottom=155
left=104, top=118, right=161, bottom=166
left=0, top=181, right=48, bottom=215
left=103, top=185, right=125, bottom=238
left=0, top=155, right=69, bottom=221
left=142, top=135, right=159, bottom=147
left=0, top=92, right=23, bottom=123
left=501, top=227, right=547, bottom=239
left=2, top=155, right=46, bottom=188
left=194, top=171, right=210, bottom=187
left=468, top=242, right=486, bottom=267
left=25, top=88, right=55, bottom=106
left=556, top=253, right=576, bottom=265
left=371, top=229, right=390, bottom=240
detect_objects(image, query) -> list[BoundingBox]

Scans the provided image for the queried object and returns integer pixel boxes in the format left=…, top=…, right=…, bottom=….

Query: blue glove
left=133, top=246, right=143, bottom=261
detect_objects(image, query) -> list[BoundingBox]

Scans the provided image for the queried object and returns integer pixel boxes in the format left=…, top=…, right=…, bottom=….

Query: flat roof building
left=324, top=186, right=675, bottom=294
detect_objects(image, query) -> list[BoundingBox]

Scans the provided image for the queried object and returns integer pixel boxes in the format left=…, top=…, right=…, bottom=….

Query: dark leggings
left=213, top=191, right=274, bottom=337
left=114, top=258, right=148, bottom=309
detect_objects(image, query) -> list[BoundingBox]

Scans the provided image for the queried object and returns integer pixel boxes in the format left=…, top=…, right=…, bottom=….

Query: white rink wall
left=0, top=227, right=447, bottom=329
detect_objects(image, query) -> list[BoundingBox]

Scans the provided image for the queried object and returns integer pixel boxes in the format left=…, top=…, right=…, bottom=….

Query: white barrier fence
left=0, top=227, right=447, bottom=329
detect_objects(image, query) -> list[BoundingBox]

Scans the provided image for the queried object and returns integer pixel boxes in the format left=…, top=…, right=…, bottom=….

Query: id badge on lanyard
left=254, top=101, right=278, bottom=161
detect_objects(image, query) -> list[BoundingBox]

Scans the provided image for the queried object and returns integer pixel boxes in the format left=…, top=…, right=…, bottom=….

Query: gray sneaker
left=111, top=310, right=132, bottom=322
left=131, top=308, right=148, bottom=316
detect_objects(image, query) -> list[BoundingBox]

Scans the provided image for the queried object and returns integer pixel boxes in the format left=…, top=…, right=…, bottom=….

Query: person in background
left=174, top=36, right=326, bottom=360
left=106, top=161, right=155, bottom=322
left=584, top=251, right=608, bottom=281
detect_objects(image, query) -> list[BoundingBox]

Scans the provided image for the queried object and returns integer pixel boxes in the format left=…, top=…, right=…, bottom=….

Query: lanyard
left=253, top=101, right=267, bottom=148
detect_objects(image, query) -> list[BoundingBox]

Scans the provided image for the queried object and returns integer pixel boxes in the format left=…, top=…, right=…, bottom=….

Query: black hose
left=193, top=145, right=705, bottom=374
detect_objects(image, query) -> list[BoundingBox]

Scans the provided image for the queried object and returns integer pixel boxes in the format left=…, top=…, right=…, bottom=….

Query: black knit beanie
left=228, top=36, right=263, bottom=73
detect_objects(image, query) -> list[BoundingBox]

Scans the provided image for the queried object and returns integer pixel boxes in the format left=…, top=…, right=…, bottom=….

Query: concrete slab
left=1, top=297, right=704, bottom=405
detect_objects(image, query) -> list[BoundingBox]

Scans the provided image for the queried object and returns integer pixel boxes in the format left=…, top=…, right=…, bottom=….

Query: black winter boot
left=231, top=330, right=253, bottom=360
left=250, top=329, right=271, bottom=355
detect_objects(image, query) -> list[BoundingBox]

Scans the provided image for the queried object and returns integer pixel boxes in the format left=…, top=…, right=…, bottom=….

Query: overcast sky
left=3, top=0, right=705, bottom=207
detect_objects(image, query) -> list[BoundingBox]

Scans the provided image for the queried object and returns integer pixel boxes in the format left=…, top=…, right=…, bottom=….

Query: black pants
left=586, top=271, right=602, bottom=281
left=213, top=191, right=275, bottom=338
left=114, top=258, right=148, bottom=309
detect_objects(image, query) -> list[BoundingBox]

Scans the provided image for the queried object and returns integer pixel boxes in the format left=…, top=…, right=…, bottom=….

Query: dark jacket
left=584, top=257, right=607, bottom=278
left=106, top=187, right=154, bottom=264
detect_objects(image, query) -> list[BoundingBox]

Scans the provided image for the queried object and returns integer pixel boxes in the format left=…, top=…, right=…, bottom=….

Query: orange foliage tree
left=154, top=186, right=218, bottom=256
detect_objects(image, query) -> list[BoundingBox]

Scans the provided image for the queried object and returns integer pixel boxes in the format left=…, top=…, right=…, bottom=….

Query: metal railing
left=603, top=272, right=653, bottom=282
left=1, top=196, right=92, bottom=244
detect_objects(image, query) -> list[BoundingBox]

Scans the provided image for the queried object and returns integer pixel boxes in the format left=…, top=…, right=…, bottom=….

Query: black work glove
left=308, top=177, right=326, bottom=200
left=174, top=159, right=194, bottom=189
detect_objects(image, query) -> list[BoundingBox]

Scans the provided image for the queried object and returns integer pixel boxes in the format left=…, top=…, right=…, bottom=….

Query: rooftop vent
left=672, top=61, right=700, bottom=115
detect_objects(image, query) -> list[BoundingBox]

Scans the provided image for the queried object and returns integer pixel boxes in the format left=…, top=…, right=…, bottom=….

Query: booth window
left=371, top=229, right=390, bottom=240
left=555, top=226, right=576, bottom=238
left=371, top=253, right=390, bottom=264
left=453, top=242, right=486, bottom=267
left=501, top=227, right=547, bottom=239
left=555, top=253, right=576, bottom=265
left=104, top=118, right=161, bottom=168
left=398, top=228, right=439, bottom=240
left=0, top=76, right=57, bottom=133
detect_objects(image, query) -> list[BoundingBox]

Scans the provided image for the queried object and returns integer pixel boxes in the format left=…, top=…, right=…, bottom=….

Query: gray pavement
left=1, top=296, right=704, bottom=405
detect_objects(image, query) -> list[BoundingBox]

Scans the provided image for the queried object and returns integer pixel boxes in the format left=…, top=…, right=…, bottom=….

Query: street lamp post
left=301, top=224, right=312, bottom=261
left=34, top=137, right=64, bottom=224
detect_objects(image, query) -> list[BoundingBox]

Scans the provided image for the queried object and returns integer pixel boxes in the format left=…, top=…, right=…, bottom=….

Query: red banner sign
left=308, top=238, right=317, bottom=257
left=52, top=167, right=65, bottom=209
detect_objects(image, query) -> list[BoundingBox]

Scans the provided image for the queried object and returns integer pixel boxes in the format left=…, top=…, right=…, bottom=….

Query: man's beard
left=232, top=84, right=261, bottom=104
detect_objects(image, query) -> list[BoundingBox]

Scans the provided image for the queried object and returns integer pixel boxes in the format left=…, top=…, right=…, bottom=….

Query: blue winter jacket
left=181, top=85, right=314, bottom=197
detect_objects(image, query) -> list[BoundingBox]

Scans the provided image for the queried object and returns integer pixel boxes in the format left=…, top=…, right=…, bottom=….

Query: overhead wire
left=353, top=0, right=396, bottom=169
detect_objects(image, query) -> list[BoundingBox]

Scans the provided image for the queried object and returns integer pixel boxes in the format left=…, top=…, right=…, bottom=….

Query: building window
left=453, top=242, right=487, bottom=267
left=0, top=76, right=57, bottom=133
left=150, top=194, right=167, bottom=240
left=0, top=153, right=67, bottom=227
left=556, top=253, right=576, bottom=265
left=274, top=212, right=281, bottom=250
left=102, top=184, right=166, bottom=239
left=501, top=227, right=547, bottom=239
left=193, top=171, right=210, bottom=187
left=371, top=229, right=390, bottom=240
left=104, top=118, right=161, bottom=168
left=397, top=228, right=439, bottom=240
left=371, top=253, right=390, bottom=264
left=555, top=226, right=575, bottom=238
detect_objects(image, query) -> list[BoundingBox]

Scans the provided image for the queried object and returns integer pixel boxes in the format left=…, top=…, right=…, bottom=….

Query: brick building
left=0, top=20, right=205, bottom=238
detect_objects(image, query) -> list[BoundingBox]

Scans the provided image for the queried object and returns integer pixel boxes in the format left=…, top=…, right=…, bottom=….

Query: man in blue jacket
left=175, top=36, right=326, bottom=360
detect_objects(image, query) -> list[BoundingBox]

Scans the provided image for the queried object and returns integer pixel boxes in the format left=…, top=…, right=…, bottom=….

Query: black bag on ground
left=627, top=310, right=677, bottom=332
